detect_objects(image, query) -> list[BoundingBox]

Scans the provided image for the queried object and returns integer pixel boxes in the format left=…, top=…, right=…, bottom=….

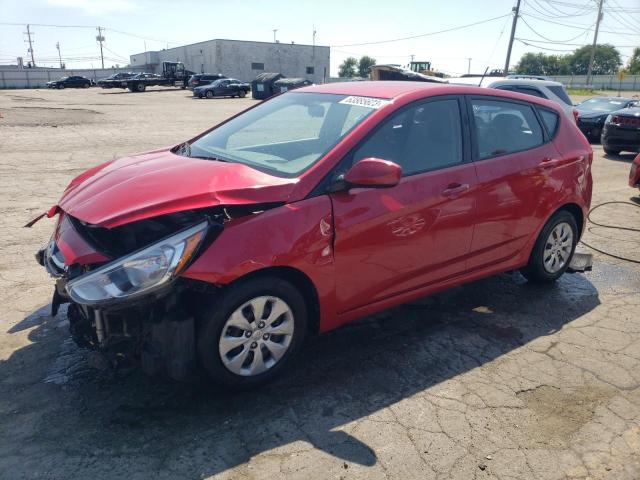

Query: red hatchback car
left=35, top=82, right=592, bottom=387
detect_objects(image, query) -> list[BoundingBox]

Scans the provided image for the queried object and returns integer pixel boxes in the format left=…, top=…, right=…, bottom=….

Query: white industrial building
left=130, top=39, right=330, bottom=84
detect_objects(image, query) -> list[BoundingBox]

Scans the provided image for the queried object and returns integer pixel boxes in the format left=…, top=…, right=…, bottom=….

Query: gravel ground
left=0, top=87, right=639, bottom=480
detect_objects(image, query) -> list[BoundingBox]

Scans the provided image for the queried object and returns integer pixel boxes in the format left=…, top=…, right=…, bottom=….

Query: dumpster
left=273, top=77, right=313, bottom=94
left=251, top=72, right=284, bottom=100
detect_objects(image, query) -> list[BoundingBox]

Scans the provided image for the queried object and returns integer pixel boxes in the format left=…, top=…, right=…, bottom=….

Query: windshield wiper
left=176, top=142, right=232, bottom=163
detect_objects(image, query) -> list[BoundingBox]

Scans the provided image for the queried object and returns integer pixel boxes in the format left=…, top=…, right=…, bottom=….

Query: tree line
left=515, top=44, right=640, bottom=76
left=338, top=56, right=377, bottom=78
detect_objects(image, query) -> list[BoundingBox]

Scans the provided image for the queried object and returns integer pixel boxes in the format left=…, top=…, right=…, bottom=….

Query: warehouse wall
left=0, top=67, right=147, bottom=89
left=130, top=39, right=330, bottom=84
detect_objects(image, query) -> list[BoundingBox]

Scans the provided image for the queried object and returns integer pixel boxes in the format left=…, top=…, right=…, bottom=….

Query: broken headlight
left=66, top=221, right=208, bottom=305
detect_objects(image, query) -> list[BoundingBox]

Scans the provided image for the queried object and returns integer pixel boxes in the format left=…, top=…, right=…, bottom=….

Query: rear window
left=538, top=108, right=559, bottom=137
left=471, top=98, right=544, bottom=159
left=547, top=85, right=573, bottom=106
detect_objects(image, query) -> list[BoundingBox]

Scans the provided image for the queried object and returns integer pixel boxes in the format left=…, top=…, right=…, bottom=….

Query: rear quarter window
left=547, top=85, right=573, bottom=106
left=538, top=108, right=560, bottom=137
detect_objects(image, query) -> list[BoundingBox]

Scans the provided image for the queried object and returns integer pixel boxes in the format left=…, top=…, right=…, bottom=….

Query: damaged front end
left=36, top=208, right=227, bottom=380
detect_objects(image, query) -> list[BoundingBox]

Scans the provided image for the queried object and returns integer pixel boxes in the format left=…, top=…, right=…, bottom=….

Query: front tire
left=604, top=147, right=620, bottom=156
left=238, top=90, right=246, bottom=98
left=197, top=277, right=308, bottom=389
left=205, top=90, right=214, bottom=99
left=521, top=211, right=578, bottom=283
left=135, top=83, right=146, bottom=92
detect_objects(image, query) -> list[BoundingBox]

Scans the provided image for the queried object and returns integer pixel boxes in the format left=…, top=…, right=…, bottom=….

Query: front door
left=330, top=96, right=478, bottom=314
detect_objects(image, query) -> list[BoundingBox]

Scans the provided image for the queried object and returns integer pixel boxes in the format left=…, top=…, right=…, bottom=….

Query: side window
left=538, top=108, right=559, bottom=137
left=352, top=99, right=463, bottom=176
left=471, top=99, right=544, bottom=159
left=516, top=87, right=546, bottom=99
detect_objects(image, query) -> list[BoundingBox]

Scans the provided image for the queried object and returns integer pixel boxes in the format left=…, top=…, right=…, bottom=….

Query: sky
left=0, top=0, right=638, bottom=76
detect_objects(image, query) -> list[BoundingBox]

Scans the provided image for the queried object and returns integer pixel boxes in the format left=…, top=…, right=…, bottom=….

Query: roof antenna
left=478, top=67, right=489, bottom=87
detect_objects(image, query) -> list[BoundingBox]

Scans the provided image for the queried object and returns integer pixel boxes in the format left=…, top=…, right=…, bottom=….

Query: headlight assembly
left=66, top=221, right=208, bottom=305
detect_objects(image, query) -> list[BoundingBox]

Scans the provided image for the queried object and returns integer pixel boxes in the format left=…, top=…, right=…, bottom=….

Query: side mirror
left=343, top=158, right=402, bottom=189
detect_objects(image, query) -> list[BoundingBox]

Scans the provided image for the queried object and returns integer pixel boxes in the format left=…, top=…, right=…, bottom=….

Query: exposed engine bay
left=34, top=204, right=276, bottom=381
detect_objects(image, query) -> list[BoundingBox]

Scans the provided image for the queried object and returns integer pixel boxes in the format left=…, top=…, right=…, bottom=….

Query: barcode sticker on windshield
left=339, top=96, right=391, bottom=109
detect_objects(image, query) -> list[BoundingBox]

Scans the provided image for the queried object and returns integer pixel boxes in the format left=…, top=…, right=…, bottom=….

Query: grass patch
left=566, top=88, right=600, bottom=96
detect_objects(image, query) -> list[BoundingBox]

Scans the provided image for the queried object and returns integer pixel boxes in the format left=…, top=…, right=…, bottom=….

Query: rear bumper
left=602, top=124, right=640, bottom=152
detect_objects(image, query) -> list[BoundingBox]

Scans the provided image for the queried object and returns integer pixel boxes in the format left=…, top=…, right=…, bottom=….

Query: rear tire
left=604, top=147, right=620, bottom=156
left=238, top=90, right=246, bottom=98
left=58, top=84, right=65, bottom=89
left=197, top=277, right=308, bottom=389
left=135, top=83, right=146, bottom=92
left=521, top=211, right=578, bottom=284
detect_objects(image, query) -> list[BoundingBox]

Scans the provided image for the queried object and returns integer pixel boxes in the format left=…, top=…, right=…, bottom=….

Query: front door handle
left=442, top=183, right=470, bottom=198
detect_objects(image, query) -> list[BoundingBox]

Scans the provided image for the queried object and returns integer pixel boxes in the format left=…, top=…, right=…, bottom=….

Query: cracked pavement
left=1, top=88, right=639, bottom=480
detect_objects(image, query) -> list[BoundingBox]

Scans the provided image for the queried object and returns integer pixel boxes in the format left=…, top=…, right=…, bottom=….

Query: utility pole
left=96, top=26, right=105, bottom=69
left=504, top=0, right=521, bottom=74
left=272, top=29, right=278, bottom=43
left=467, top=57, right=472, bottom=74
left=312, top=25, right=316, bottom=58
left=25, top=24, right=35, bottom=67
left=56, top=42, right=63, bottom=69
left=586, top=0, right=604, bottom=87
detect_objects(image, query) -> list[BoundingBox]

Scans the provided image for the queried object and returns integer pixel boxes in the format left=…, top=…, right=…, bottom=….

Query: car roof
left=488, top=78, right=564, bottom=87
left=296, top=81, right=465, bottom=99
left=295, top=81, right=566, bottom=115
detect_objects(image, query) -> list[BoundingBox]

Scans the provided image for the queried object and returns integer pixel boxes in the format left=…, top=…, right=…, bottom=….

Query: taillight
left=572, top=108, right=579, bottom=123
left=611, top=115, right=621, bottom=124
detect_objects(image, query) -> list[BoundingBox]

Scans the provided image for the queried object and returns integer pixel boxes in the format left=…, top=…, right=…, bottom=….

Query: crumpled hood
left=58, top=148, right=298, bottom=228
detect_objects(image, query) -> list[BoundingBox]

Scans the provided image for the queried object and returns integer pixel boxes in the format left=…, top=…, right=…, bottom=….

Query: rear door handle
left=540, top=157, right=560, bottom=169
left=442, top=183, right=470, bottom=198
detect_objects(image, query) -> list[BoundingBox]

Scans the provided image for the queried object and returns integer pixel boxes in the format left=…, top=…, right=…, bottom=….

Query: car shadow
left=98, top=89, right=189, bottom=95
left=1, top=271, right=602, bottom=477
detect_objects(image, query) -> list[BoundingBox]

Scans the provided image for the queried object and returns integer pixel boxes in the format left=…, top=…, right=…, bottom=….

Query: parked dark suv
left=46, top=76, right=92, bottom=89
left=187, top=73, right=226, bottom=90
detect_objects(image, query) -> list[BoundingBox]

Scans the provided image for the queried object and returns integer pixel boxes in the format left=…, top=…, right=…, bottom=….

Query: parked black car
left=97, top=72, right=136, bottom=88
left=187, top=73, right=226, bottom=90
left=193, top=78, right=250, bottom=98
left=46, top=76, right=92, bottom=89
left=576, top=96, right=639, bottom=141
left=601, top=105, right=640, bottom=155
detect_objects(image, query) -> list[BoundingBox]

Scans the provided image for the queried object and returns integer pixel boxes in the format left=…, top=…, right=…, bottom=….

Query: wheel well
left=558, top=203, right=584, bottom=238
left=231, top=267, right=321, bottom=335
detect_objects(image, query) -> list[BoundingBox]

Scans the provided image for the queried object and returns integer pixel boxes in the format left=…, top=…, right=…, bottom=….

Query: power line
left=521, top=11, right=640, bottom=37
left=331, top=14, right=511, bottom=47
left=516, top=37, right=638, bottom=47
left=519, top=14, right=593, bottom=43
left=516, top=39, right=581, bottom=51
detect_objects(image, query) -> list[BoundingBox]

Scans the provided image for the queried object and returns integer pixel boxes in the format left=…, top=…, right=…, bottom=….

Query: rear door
left=331, top=96, right=478, bottom=313
left=465, top=95, right=560, bottom=271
